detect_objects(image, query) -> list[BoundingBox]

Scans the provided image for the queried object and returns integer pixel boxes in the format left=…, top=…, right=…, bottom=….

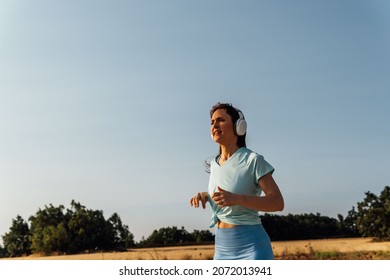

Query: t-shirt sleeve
left=253, top=155, right=275, bottom=184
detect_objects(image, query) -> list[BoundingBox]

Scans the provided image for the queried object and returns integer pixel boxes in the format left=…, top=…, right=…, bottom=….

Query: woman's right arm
left=189, top=192, right=209, bottom=209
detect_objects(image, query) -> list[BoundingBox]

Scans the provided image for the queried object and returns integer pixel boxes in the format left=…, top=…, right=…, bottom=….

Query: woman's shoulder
left=238, top=148, right=274, bottom=173
left=237, top=147, right=265, bottom=162
left=238, top=147, right=263, bottom=157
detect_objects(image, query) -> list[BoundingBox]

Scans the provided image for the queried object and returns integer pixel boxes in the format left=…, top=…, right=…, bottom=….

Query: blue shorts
left=214, top=224, right=274, bottom=260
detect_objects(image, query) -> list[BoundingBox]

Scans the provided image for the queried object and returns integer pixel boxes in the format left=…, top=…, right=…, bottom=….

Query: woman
left=189, top=102, right=284, bottom=260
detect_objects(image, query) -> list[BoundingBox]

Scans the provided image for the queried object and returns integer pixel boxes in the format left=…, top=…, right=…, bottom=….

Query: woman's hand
left=189, top=192, right=209, bottom=209
left=211, top=186, right=238, bottom=207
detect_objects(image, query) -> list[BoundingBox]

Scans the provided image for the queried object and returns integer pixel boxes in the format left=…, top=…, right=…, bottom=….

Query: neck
left=220, top=144, right=239, bottom=160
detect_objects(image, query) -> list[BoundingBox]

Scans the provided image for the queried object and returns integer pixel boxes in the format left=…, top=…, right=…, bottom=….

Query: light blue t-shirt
left=208, top=147, right=274, bottom=228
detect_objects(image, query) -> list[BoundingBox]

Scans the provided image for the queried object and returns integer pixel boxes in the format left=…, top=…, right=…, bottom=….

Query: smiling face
left=210, top=109, right=238, bottom=146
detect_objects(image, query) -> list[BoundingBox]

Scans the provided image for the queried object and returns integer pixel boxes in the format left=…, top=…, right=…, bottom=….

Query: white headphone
left=234, top=108, right=247, bottom=136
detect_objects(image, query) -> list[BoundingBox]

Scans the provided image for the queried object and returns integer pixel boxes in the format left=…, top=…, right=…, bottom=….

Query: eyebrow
left=211, top=116, right=224, bottom=123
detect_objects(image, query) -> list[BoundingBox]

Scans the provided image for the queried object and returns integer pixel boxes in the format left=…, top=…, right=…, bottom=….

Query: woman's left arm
left=211, top=173, right=284, bottom=212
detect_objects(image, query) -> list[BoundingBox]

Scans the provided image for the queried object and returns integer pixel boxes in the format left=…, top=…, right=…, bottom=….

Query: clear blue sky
left=1, top=0, right=389, bottom=242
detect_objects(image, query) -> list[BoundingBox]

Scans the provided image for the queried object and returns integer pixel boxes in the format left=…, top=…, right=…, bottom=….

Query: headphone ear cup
left=235, top=119, right=247, bottom=136
left=235, top=109, right=247, bottom=136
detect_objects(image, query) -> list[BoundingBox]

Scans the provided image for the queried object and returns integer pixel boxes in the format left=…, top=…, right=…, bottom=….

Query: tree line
left=1, top=186, right=389, bottom=258
left=138, top=226, right=214, bottom=248
left=0, top=200, right=134, bottom=257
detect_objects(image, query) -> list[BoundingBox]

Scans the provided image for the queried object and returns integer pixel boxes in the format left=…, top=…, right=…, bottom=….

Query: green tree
left=40, top=223, right=69, bottom=253
left=261, top=213, right=343, bottom=241
left=356, top=186, right=390, bottom=241
left=29, top=204, right=68, bottom=254
left=1, top=215, right=31, bottom=257
left=0, top=244, right=7, bottom=258
left=67, top=200, right=115, bottom=252
left=2, top=200, right=135, bottom=256
left=140, top=226, right=193, bottom=247
left=108, top=213, right=135, bottom=250
left=28, top=200, right=135, bottom=254
left=338, top=207, right=359, bottom=237
left=190, top=230, right=214, bottom=243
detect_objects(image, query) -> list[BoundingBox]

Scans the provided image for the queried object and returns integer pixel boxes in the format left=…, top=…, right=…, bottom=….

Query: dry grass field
left=9, top=237, right=390, bottom=260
